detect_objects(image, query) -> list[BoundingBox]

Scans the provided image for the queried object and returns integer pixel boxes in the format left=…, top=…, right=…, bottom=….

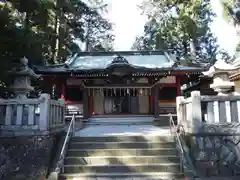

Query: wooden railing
left=0, top=94, right=65, bottom=135
left=177, top=91, right=240, bottom=133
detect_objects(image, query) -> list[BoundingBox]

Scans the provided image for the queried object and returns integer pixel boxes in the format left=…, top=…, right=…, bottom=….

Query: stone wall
left=0, top=134, right=60, bottom=180
left=187, top=124, right=240, bottom=177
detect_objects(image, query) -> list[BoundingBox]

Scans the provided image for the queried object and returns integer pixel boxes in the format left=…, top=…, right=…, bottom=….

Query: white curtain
left=104, top=98, right=113, bottom=113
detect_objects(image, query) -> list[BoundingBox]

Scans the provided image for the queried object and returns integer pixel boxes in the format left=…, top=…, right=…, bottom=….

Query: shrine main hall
left=35, top=51, right=204, bottom=119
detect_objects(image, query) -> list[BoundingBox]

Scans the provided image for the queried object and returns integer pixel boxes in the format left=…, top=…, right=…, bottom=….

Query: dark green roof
left=35, top=51, right=206, bottom=74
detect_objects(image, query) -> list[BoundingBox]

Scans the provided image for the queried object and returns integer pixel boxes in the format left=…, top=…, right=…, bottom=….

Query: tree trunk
left=183, top=41, right=188, bottom=56
left=52, top=0, right=61, bottom=64
left=23, top=12, right=30, bottom=56
left=155, top=33, right=166, bottom=50
left=85, top=17, right=91, bottom=52
left=189, top=39, right=196, bottom=57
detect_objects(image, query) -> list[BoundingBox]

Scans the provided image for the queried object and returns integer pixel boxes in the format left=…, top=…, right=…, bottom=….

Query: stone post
left=176, top=96, right=184, bottom=125
left=39, top=94, right=50, bottom=131
left=191, top=91, right=202, bottom=133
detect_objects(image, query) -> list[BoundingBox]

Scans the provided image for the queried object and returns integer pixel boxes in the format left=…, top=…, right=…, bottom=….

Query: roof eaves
left=230, top=72, right=240, bottom=81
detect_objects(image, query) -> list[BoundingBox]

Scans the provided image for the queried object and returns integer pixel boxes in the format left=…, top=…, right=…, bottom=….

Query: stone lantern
left=8, top=57, right=41, bottom=99
left=203, top=59, right=240, bottom=95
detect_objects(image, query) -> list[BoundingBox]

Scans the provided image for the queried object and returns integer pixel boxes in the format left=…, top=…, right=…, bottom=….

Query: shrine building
left=34, top=51, right=205, bottom=119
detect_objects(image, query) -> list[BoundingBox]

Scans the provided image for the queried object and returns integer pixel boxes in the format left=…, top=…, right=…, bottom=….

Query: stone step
left=60, top=172, right=184, bottom=180
left=84, top=121, right=154, bottom=126
left=88, top=117, right=154, bottom=123
left=64, top=155, right=180, bottom=165
left=68, top=141, right=175, bottom=149
left=71, top=135, right=174, bottom=143
left=67, top=148, right=177, bottom=157
left=153, top=119, right=171, bottom=127
left=63, top=163, right=181, bottom=174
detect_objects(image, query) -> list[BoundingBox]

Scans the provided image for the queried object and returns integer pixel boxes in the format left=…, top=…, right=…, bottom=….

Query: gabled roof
left=34, top=51, right=206, bottom=74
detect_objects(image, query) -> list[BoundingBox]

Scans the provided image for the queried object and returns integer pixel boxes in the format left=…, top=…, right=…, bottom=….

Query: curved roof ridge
left=74, top=50, right=165, bottom=57
left=34, top=50, right=206, bottom=74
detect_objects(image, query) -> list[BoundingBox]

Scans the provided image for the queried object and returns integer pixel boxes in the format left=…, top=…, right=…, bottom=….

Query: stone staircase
left=85, top=115, right=155, bottom=126
left=60, top=135, right=184, bottom=180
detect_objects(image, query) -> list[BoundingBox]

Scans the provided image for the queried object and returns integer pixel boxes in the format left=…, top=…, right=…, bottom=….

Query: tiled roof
left=69, top=54, right=173, bottom=70
left=35, top=51, right=206, bottom=73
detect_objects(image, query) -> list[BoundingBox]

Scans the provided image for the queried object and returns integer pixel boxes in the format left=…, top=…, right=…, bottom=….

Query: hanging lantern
left=139, top=88, right=143, bottom=96
left=127, top=88, right=130, bottom=95
left=52, top=84, right=56, bottom=98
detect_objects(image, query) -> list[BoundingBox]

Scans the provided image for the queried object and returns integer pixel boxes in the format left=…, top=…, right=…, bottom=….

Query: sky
left=104, top=0, right=147, bottom=50
left=210, top=0, right=238, bottom=56
left=105, top=0, right=239, bottom=56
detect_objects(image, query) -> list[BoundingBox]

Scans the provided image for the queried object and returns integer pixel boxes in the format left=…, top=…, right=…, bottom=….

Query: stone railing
left=177, top=91, right=240, bottom=134
left=0, top=94, right=65, bottom=136
left=177, top=91, right=240, bottom=177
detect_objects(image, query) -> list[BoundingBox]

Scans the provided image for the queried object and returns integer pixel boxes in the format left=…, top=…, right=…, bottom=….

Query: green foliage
left=220, top=0, right=234, bottom=20
left=132, top=0, right=219, bottom=64
left=0, top=0, right=114, bottom=81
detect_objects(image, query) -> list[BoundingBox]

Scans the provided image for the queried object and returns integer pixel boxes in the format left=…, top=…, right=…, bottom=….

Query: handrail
left=60, top=114, right=75, bottom=156
left=48, top=114, right=75, bottom=180
left=168, top=113, right=198, bottom=178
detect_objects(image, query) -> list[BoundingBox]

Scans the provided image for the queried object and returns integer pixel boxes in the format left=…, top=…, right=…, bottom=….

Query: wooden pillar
left=150, top=88, right=155, bottom=114
left=176, top=76, right=181, bottom=96
left=154, top=84, right=160, bottom=117
left=148, top=95, right=152, bottom=114
left=89, top=96, right=94, bottom=115
left=83, top=88, right=89, bottom=119
left=61, top=83, right=66, bottom=100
